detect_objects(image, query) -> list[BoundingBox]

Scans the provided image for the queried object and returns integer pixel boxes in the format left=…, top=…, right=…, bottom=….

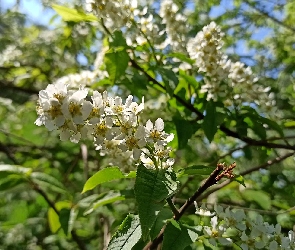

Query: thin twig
left=81, top=144, right=89, bottom=181
left=196, top=151, right=295, bottom=201
left=144, top=152, right=293, bottom=249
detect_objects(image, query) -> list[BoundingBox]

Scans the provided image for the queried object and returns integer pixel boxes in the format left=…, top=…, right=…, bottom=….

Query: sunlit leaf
left=48, top=201, right=71, bottom=233
left=52, top=4, right=98, bottom=22
left=234, top=175, right=246, bottom=187
left=82, top=167, right=135, bottom=193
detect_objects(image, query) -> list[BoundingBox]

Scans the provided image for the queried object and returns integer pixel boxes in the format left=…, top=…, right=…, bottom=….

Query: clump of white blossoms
left=35, top=82, right=174, bottom=169
left=194, top=203, right=295, bottom=249
left=159, top=0, right=189, bottom=52
left=187, top=22, right=230, bottom=101
left=187, top=21, right=277, bottom=114
left=85, top=0, right=138, bottom=29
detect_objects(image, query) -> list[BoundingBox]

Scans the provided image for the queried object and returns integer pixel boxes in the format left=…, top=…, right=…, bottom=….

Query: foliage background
left=0, top=0, right=295, bottom=249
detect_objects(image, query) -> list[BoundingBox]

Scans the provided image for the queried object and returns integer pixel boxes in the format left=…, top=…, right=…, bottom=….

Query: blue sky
left=1, top=0, right=55, bottom=25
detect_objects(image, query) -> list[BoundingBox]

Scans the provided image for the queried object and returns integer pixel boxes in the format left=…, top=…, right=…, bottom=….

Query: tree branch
left=144, top=152, right=293, bottom=249
left=196, top=151, right=295, bottom=201
left=144, top=163, right=226, bottom=250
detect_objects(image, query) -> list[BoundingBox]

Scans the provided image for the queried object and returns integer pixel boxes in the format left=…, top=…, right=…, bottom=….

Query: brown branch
left=0, top=143, right=18, bottom=164
left=144, top=163, right=226, bottom=250
left=0, top=80, right=39, bottom=95
left=196, top=151, right=295, bottom=202
left=144, top=152, right=293, bottom=249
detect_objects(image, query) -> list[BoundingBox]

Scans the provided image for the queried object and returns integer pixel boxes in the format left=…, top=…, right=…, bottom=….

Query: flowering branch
left=130, top=58, right=295, bottom=151
left=143, top=162, right=237, bottom=250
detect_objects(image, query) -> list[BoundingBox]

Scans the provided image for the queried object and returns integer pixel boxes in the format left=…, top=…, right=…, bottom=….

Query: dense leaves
left=1, top=0, right=295, bottom=249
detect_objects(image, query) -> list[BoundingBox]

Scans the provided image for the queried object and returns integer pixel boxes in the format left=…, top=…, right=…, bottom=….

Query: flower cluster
left=53, top=70, right=99, bottom=89
left=35, top=82, right=174, bottom=169
left=187, top=22, right=231, bottom=101
left=0, top=45, right=22, bottom=67
left=85, top=0, right=137, bottom=29
left=159, top=0, right=189, bottom=52
left=187, top=22, right=277, bottom=114
left=194, top=202, right=295, bottom=249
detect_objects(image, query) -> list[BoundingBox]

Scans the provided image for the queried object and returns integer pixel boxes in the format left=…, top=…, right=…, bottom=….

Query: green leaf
left=159, top=68, right=179, bottom=96
left=132, top=239, right=146, bottom=250
left=260, top=117, right=284, bottom=137
left=0, top=174, right=27, bottom=191
left=202, top=101, right=217, bottom=142
left=107, top=214, right=141, bottom=250
left=251, top=120, right=266, bottom=140
left=179, top=70, right=199, bottom=89
left=150, top=208, right=173, bottom=240
left=0, top=165, right=31, bottom=191
left=110, top=31, right=128, bottom=48
left=84, top=191, right=127, bottom=215
left=59, top=208, right=71, bottom=236
left=93, top=191, right=125, bottom=209
left=82, top=167, right=135, bottom=193
left=68, top=207, right=78, bottom=235
left=0, top=164, right=31, bottom=175
left=162, top=221, right=198, bottom=250
left=178, top=165, right=216, bottom=177
left=105, top=47, right=129, bottom=84
left=284, top=121, right=295, bottom=128
left=242, top=190, right=271, bottom=210
left=134, top=165, right=178, bottom=240
left=52, top=4, right=98, bottom=22
left=234, top=175, right=246, bottom=187
left=236, top=117, right=248, bottom=137
left=30, top=172, right=67, bottom=194
left=8, top=200, right=29, bottom=224
left=173, top=118, right=197, bottom=149
left=166, top=53, right=195, bottom=64
left=48, top=201, right=71, bottom=233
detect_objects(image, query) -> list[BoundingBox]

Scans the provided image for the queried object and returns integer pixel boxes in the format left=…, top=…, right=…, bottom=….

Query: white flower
left=223, top=207, right=246, bottom=231
left=269, top=241, right=278, bottom=250
left=105, top=96, right=128, bottom=116
left=35, top=82, right=68, bottom=130
left=204, top=216, right=223, bottom=238
left=61, top=88, right=92, bottom=124
left=90, top=117, right=115, bottom=145
left=36, top=83, right=176, bottom=170
left=118, top=125, right=146, bottom=160
left=127, top=96, right=144, bottom=115
left=89, top=91, right=105, bottom=124
left=194, top=202, right=215, bottom=217
left=145, top=118, right=173, bottom=145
